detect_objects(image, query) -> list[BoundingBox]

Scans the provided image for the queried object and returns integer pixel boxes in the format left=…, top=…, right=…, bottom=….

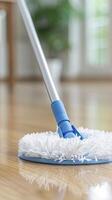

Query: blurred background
left=1, top=0, right=112, bottom=131
left=0, top=2, right=112, bottom=199
left=0, top=0, right=112, bottom=82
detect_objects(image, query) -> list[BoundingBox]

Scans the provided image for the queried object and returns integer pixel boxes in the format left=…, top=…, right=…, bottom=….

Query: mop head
left=18, top=127, right=112, bottom=165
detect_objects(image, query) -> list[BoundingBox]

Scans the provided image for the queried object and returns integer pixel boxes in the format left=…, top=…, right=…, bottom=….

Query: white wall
left=0, top=10, right=8, bottom=78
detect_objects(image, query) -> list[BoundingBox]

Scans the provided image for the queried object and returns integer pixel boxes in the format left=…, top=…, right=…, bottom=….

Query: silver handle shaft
left=17, top=0, right=59, bottom=102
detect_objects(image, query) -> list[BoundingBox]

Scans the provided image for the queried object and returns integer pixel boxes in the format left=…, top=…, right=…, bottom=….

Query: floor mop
left=17, top=0, right=112, bottom=165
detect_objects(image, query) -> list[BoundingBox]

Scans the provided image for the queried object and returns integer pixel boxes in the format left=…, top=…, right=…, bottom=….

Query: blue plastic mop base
left=19, top=155, right=112, bottom=165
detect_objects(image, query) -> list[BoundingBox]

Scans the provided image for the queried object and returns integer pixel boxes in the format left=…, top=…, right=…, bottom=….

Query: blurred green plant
left=27, top=0, right=83, bottom=57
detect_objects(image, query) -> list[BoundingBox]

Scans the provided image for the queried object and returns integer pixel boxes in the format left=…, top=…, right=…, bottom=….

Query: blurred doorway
left=68, top=0, right=112, bottom=79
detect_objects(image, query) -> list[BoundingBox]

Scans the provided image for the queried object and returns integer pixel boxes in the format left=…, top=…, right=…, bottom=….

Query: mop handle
left=17, top=0, right=59, bottom=102
left=17, top=0, right=83, bottom=139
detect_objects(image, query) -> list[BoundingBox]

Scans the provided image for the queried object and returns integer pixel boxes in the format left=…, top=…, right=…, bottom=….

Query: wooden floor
left=0, top=82, right=112, bottom=200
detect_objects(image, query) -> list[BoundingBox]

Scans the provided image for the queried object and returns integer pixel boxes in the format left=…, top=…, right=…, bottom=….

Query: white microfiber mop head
left=18, top=128, right=112, bottom=165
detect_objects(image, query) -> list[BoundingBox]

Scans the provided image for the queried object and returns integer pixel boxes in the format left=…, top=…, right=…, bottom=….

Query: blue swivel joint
left=51, top=100, right=83, bottom=139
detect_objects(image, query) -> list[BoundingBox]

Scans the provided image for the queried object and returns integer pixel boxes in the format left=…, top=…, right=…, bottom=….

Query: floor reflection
left=62, top=83, right=112, bottom=131
left=88, top=182, right=112, bottom=200
left=19, top=161, right=112, bottom=199
left=0, top=85, right=13, bottom=164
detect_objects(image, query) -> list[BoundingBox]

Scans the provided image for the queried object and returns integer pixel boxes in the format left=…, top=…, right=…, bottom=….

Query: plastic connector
left=51, top=100, right=83, bottom=139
